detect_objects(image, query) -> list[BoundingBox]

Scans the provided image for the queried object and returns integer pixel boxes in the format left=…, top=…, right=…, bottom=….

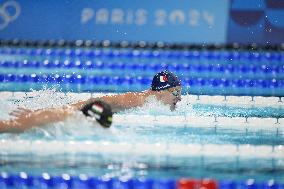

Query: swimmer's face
left=156, top=86, right=182, bottom=111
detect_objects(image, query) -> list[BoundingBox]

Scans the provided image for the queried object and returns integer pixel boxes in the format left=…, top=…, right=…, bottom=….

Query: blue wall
left=0, top=0, right=284, bottom=44
left=227, top=0, right=284, bottom=44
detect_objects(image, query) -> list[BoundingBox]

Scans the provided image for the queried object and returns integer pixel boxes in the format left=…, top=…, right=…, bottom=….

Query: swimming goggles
left=170, top=90, right=181, bottom=97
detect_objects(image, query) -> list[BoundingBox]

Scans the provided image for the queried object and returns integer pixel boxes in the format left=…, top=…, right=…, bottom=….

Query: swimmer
left=0, top=70, right=181, bottom=133
left=0, top=100, right=113, bottom=133
left=71, top=70, right=182, bottom=112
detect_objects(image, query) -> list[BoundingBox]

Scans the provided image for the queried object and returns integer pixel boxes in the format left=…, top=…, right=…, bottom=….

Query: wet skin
left=155, top=86, right=182, bottom=111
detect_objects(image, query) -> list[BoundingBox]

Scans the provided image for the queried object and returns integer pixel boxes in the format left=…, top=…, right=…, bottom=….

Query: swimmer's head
left=151, top=70, right=181, bottom=91
left=81, top=100, right=113, bottom=128
left=151, top=70, right=182, bottom=111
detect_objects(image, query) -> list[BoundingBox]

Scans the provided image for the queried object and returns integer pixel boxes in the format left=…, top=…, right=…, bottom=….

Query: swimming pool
left=0, top=43, right=283, bottom=187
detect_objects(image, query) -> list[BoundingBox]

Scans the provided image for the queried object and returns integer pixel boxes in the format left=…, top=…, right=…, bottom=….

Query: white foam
left=0, top=92, right=282, bottom=133
left=66, top=92, right=91, bottom=101
left=12, top=92, right=27, bottom=99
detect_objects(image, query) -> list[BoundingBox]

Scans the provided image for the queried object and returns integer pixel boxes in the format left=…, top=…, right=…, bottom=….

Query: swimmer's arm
left=70, top=92, right=144, bottom=113
left=0, top=107, right=75, bottom=133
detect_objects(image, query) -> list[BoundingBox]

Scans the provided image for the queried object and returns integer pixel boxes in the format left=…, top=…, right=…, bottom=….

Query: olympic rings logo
left=0, top=0, right=21, bottom=30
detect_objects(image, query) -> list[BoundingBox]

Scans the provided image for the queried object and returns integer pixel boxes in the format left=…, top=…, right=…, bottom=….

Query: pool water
left=0, top=46, right=283, bottom=183
left=0, top=90, right=283, bottom=181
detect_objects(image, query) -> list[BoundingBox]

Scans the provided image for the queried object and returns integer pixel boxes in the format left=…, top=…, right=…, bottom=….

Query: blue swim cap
left=151, top=70, right=181, bottom=91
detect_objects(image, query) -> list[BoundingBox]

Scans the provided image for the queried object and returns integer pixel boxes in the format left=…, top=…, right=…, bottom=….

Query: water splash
left=0, top=91, right=282, bottom=145
left=121, top=95, right=196, bottom=116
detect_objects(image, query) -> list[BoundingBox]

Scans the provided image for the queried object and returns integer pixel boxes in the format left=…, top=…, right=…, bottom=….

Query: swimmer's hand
left=9, top=107, right=33, bottom=118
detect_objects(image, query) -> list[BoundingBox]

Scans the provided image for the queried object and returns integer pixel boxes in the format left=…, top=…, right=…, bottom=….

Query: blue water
left=1, top=47, right=284, bottom=96
left=0, top=89, right=283, bottom=181
left=0, top=46, right=283, bottom=182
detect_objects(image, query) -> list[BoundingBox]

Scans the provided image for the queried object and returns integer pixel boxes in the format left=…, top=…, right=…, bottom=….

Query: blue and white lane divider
left=0, top=46, right=283, bottom=62
left=0, top=73, right=283, bottom=90
left=0, top=172, right=282, bottom=189
left=1, top=59, right=284, bottom=76
left=114, top=115, right=284, bottom=132
left=0, top=140, right=283, bottom=158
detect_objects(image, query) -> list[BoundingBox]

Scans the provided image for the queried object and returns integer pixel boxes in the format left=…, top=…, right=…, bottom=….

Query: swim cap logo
left=160, top=75, right=167, bottom=82
left=92, top=104, right=103, bottom=114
